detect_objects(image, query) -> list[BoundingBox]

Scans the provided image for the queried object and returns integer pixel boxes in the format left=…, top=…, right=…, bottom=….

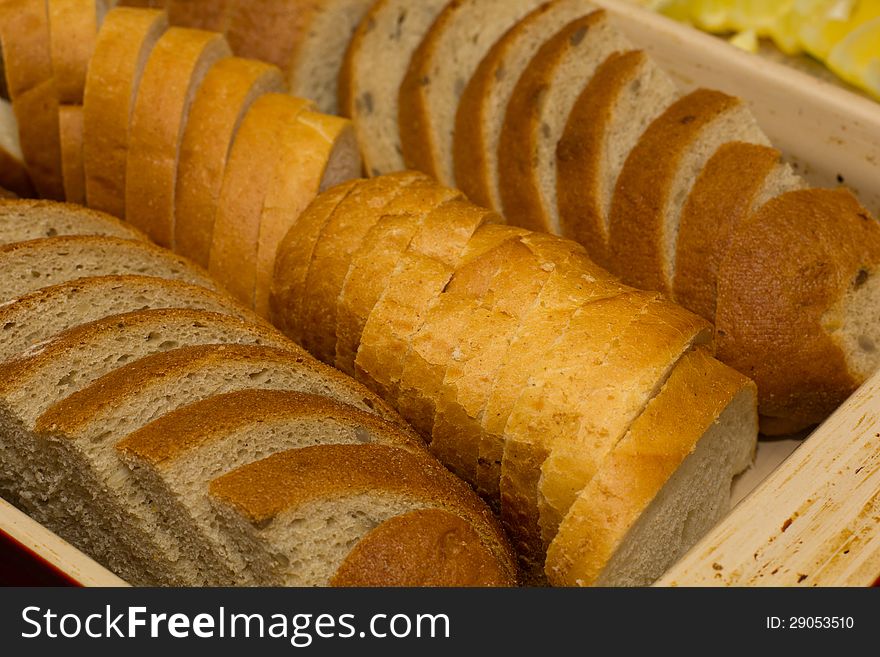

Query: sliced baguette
left=399, top=0, right=546, bottom=184
left=340, top=0, right=448, bottom=175
left=0, top=198, right=145, bottom=245
left=48, top=0, right=104, bottom=104
left=83, top=7, right=168, bottom=216
left=124, top=27, right=231, bottom=246
left=545, top=348, right=757, bottom=586
left=58, top=104, right=86, bottom=203
left=114, top=389, right=419, bottom=584
left=454, top=0, right=599, bottom=211
left=174, top=57, right=285, bottom=267
left=0, top=235, right=217, bottom=302
left=0, top=97, right=35, bottom=198
left=498, top=10, right=631, bottom=233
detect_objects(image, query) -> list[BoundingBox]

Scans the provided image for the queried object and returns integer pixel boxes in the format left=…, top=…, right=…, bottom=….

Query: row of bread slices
left=0, top=1, right=362, bottom=318
left=0, top=198, right=515, bottom=587
left=268, top=171, right=759, bottom=586
left=338, top=0, right=880, bottom=436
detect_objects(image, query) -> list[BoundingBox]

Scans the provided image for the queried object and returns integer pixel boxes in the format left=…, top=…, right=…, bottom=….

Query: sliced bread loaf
left=454, top=0, right=600, bottom=211
left=83, top=7, right=168, bottom=217
left=0, top=199, right=145, bottom=244
left=545, top=348, right=757, bottom=586
left=166, top=0, right=232, bottom=31
left=174, top=57, right=285, bottom=267
left=124, top=27, right=231, bottom=246
left=340, top=0, right=449, bottom=175
left=58, top=105, right=86, bottom=203
left=0, top=235, right=217, bottom=302
left=0, top=98, right=34, bottom=197
left=398, top=0, right=546, bottom=184
left=48, top=0, right=104, bottom=104
left=11, top=78, right=65, bottom=200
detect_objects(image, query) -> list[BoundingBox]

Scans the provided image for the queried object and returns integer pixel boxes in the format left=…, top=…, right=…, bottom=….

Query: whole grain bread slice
left=208, top=443, right=516, bottom=585
left=0, top=199, right=145, bottom=244
left=545, top=348, right=757, bottom=586
left=398, top=0, right=546, bottom=184
left=114, top=389, right=419, bottom=584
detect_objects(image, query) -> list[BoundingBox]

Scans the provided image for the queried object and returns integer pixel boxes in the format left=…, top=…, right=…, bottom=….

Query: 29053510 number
left=766, top=616, right=854, bottom=629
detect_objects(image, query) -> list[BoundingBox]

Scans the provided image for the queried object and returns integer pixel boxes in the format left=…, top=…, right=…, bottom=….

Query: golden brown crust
left=115, top=388, right=418, bottom=466
left=0, top=198, right=147, bottom=240
left=58, top=104, right=86, bottom=203
left=331, top=508, right=513, bottom=587
left=224, top=0, right=319, bottom=72
left=673, top=142, right=780, bottom=321
left=0, top=0, right=54, bottom=99
left=556, top=49, right=645, bottom=268
left=607, top=88, right=741, bottom=292
left=716, top=188, right=880, bottom=432
left=12, top=78, right=65, bottom=200
left=48, top=0, right=101, bottom=104
left=167, top=0, right=233, bottom=32
left=174, top=57, right=285, bottom=267
left=498, top=11, right=604, bottom=233
left=83, top=7, right=168, bottom=217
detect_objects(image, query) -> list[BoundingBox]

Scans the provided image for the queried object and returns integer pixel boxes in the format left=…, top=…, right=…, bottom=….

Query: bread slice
left=0, top=0, right=55, bottom=99
left=673, top=142, right=796, bottom=320
left=499, top=11, right=633, bottom=233
left=270, top=178, right=363, bottom=346
left=607, top=88, right=770, bottom=292
left=330, top=508, right=511, bottom=586
left=83, top=7, right=168, bottom=217
left=254, top=111, right=361, bottom=318
left=208, top=443, right=516, bottom=585
left=124, top=27, right=231, bottom=247
left=114, top=389, right=420, bottom=584
left=0, top=199, right=145, bottom=245
left=399, top=0, right=546, bottom=184
left=354, top=198, right=497, bottom=401
left=556, top=50, right=679, bottom=268
left=208, top=93, right=314, bottom=308
left=0, top=235, right=218, bottom=303
left=299, top=171, right=428, bottom=362
left=48, top=0, right=104, bottom=104
left=716, top=188, right=880, bottom=434
left=166, top=0, right=232, bottom=31
left=0, top=275, right=254, bottom=363
left=334, top=179, right=463, bottom=373
left=455, top=0, right=603, bottom=211
left=0, top=98, right=34, bottom=197
left=545, top=348, right=757, bottom=586
left=11, top=78, right=65, bottom=200
left=340, top=0, right=449, bottom=175
left=174, top=57, right=285, bottom=267
left=58, top=105, right=86, bottom=203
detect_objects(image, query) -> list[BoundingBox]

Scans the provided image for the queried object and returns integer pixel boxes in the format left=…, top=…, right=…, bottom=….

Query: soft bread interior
left=0, top=200, right=144, bottom=244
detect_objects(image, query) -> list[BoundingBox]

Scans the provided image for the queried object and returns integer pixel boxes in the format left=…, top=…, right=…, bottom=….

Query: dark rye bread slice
left=398, top=0, right=546, bottom=184
left=716, top=188, right=880, bottom=435
left=330, top=508, right=511, bottom=586
left=0, top=235, right=218, bottom=303
left=0, top=275, right=256, bottom=363
left=673, top=142, right=804, bottom=321
left=83, top=8, right=168, bottom=218
left=607, top=88, right=769, bottom=293
left=0, top=199, right=146, bottom=245
left=454, top=0, right=598, bottom=211
left=114, top=389, right=420, bottom=585
left=498, top=10, right=632, bottom=233
left=339, top=0, right=449, bottom=175
left=208, top=443, right=517, bottom=586
left=556, top=49, right=678, bottom=268
left=545, top=348, right=757, bottom=587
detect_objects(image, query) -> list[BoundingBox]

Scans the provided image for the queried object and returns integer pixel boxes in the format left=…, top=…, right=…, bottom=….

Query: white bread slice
left=454, top=0, right=601, bottom=211
left=48, top=0, right=104, bottom=104
left=0, top=275, right=254, bottom=363
left=0, top=198, right=145, bottom=244
left=0, top=0, right=55, bottom=99
left=545, top=348, right=757, bottom=586
left=398, top=0, right=546, bottom=184
left=340, top=0, right=448, bottom=175
left=208, top=443, right=516, bottom=585
left=83, top=7, right=168, bottom=217
left=330, top=508, right=510, bottom=586
left=498, top=11, right=632, bottom=233
left=11, top=78, right=65, bottom=200
left=124, top=27, right=231, bottom=247
left=716, top=188, right=880, bottom=435
left=58, top=105, right=86, bottom=203
left=607, top=88, right=770, bottom=293
left=114, top=389, right=420, bottom=584
left=334, top=179, right=462, bottom=373
left=0, top=98, right=34, bottom=197
left=254, top=111, right=361, bottom=319
left=556, top=49, right=679, bottom=268
left=174, top=57, right=285, bottom=267
left=0, top=235, right=218, bottom=302
left=208, top=93, right=314, bottom=308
